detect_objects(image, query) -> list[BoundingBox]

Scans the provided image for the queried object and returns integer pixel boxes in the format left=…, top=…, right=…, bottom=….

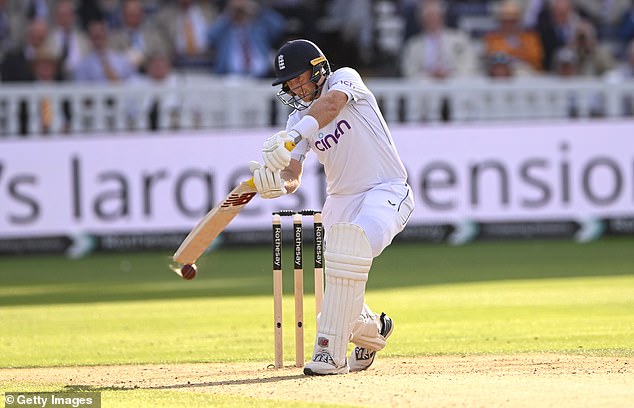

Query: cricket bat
left=172, top=179, right=258, bottom=267
left=171, top=136, right=300, bottom=278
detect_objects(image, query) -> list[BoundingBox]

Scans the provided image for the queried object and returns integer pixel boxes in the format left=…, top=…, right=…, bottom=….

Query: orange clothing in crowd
left=484, top=31, right=544, bottom=71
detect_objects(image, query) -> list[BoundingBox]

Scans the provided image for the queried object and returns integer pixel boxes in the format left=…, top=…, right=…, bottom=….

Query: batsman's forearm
left=284, top=178, right=300, bottom=194
left=282, top=159, right=303, bottom=194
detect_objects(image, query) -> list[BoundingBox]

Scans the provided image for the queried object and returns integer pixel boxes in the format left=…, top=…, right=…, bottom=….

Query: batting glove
left=262, top=131, right=293, bottom=172
left=249, top=161, right=287, bottom=199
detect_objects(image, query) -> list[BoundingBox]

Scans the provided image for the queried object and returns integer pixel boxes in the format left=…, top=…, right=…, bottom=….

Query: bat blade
left=172, top=134, right=301, bottom=269
left=172, top=181, right=257, bottom=265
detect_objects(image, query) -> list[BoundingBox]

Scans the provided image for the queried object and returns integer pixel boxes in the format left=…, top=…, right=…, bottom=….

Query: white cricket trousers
left=321, top=180, right=414, bottom=258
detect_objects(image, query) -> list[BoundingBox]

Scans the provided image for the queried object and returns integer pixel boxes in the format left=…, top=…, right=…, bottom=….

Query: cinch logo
left=336, top=80, right=356, bottom=89
left=315, top=120, right=351, bottom=151
left=278, top=54, right=285, bottom=70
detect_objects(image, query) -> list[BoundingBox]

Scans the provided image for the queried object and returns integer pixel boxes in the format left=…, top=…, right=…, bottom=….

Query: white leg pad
left=314, top=223, right=373, bottom=366
left=350, top=304, right=386, bottom=351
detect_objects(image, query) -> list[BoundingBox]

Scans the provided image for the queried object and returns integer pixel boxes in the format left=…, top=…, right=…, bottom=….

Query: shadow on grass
left=1, top=238, right=633, bottom=307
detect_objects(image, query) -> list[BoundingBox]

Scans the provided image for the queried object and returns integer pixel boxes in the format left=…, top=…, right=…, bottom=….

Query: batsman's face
left=285, top=70, right=316, bottom=102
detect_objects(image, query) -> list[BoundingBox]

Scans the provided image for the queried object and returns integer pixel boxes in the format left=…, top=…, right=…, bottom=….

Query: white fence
left=1, top=76, right=634, bottom=136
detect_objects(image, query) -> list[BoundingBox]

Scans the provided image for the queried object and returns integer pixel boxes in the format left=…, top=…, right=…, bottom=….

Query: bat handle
left=284, top=140, right=297, bottom=151
left=246, top=137, right=300, bottom=188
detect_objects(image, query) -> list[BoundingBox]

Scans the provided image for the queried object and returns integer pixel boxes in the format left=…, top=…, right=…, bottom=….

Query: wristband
left=291, top=115, right=319, bottom=139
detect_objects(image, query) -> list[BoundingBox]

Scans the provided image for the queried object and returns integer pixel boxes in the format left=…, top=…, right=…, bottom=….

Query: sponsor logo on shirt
left=335, top=80, right=356, bottom=90
left=315, top=120, right=351, bottom=151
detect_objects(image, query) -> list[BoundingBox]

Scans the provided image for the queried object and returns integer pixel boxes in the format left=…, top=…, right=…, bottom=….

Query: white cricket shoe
left=303, top=350, right=350, bottom=376
left=349, top=312, right=394, bottom=372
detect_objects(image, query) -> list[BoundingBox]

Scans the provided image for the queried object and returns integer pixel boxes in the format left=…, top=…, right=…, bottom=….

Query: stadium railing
left=1, top=76, right=633, bottom=136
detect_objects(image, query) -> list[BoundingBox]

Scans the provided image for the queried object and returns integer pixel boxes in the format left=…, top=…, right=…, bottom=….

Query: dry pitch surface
left=1, top=354, right=632, bottom=407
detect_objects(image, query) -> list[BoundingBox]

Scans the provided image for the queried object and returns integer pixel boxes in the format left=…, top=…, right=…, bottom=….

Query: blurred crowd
left=400, top=0, right=634, bottom=81
left=1, top=0, right=633, bottom=85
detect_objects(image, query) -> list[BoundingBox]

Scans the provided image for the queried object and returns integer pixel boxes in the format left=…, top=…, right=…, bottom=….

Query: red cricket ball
left=180, top=263, right=197, bottom=280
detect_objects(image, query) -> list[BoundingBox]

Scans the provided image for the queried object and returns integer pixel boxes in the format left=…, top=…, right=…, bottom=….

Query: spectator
left=0, top=18, right=53, bottom=135
left=553, top=46, right=605, bottom=117
left=536, top=0, right=583, bottom=71
left=30, top=46, right=60, bottom=134
left=0, top=18, right=50, bottom=82
left=400, top=0, right=478, bottom=79
left=605, top=39, right=634, bottom=115
left=127, top=51, right=183, bottom=130
left=141, top=52, right=176, bottom=84
left=616, top=2, right=634, bottom=57
left=573, top=0, right=630, bottom=41
left=155, top=0, right=217, bottom=70
left=31, top=45, right=58, bottom=81
left=552, top=47, right=582, bottom=117
left=606, top=38, right=634, bottom=79
left=485, top=51, right=515, bottom=78
left=207, top=0, right=285, bottom=77
left=483, top=0, right=543, bottom=75
left=571, top=21, right=615, bottom=76
left=109, top=0, right=165, bottom=71
left=0, top=0, right=25, bottom=59
left=553, top=46, right=579, bottom=76
left=73, top=20, right=135, bottom=82
left=49, top=0, right=90, bottom=81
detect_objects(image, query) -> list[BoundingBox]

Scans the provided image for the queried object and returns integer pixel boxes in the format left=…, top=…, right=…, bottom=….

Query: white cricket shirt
left=288, top=67, right=408, bottom=195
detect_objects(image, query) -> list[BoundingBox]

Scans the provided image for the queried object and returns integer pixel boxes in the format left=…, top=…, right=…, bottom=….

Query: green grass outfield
left=0, top=238, right=633, bottom=406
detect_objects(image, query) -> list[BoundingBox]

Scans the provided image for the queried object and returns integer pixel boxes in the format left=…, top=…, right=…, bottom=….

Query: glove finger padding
left=248, top=160, right=262, bottom=173
left=252, top=165, right=286, bottom=199
left=262, top=131, right=292, bottom=172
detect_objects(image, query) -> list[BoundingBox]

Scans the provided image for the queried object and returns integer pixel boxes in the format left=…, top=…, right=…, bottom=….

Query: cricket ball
left=180, top=263, right=197, bottom=280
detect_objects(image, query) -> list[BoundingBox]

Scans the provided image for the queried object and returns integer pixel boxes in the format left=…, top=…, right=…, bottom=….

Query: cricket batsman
left=249, top=39, right=415, bottom=375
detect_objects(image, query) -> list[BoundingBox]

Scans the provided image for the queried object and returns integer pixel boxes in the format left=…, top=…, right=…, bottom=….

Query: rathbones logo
left=315, top=120, right=351, bottom=151
left=278, top=54, right=285, bottom=70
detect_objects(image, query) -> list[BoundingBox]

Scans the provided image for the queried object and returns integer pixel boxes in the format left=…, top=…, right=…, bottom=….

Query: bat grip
left=246, top=138, right=299, bottom=188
